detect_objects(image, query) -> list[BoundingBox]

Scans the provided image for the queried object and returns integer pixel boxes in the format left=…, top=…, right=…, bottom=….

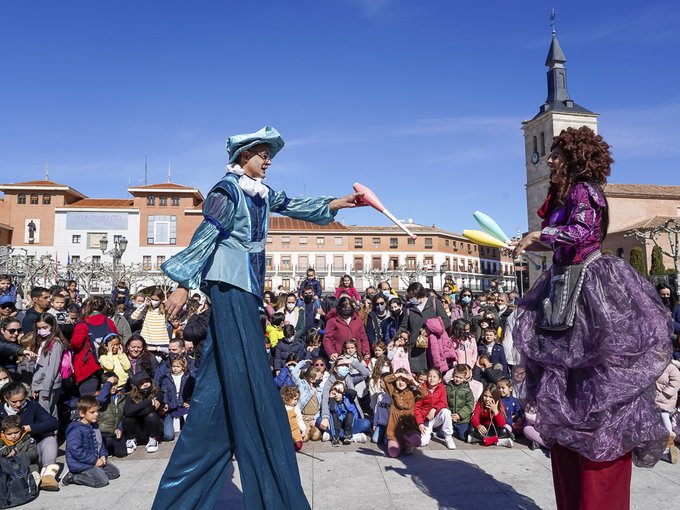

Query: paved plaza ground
left=28, top=437, right=680, bottom=509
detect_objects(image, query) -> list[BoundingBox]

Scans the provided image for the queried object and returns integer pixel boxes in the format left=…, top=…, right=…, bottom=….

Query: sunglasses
left=0, top=304, right=15, bottom=310
left=313, top=363, right=325, bottom=367
left=5, top=328, right=22, bottom=334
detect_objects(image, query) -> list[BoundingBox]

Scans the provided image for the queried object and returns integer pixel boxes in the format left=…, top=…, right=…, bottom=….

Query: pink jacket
left=655, top=363, right=680, bottom=414
left=424, top=317, right=457, bottom=373
left=453, top=335, right=478, bottom=368
left=334, top=286, right=361, bottom=302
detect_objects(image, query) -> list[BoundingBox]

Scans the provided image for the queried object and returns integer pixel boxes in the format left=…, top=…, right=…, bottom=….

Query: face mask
left=449, top=294, right=455, bottom=300
left=391, top=308, right=401, bottom=316
left=266, top=349, right=271, bottom=355
left=381, top=366, right=391, bottom=374
left=117, top=288, right=126, bottom=292
left=0, top=379, right=9, bottom=391
left=336, top=366, right=350, bottom=378
left=135, top=302, right=145, bottom=309
left=150, top=300, right=161, bottom=308
left=37, top=328, right=51, bottom=337
left=498, top=305, right=507, bottom=313
left=339, top=308, right=352, bottom=318
left=286, top=303, right=296, bottom=312
left=382, top=291, right=391, bottom=299
left=409, top=298, right=419, bottom=305
left=303, top=296, right=313, bottom=304
left=139, top=387, right=152, bottom=397
left=376, top=304, right=386, bottom=313
left=661, top=296, right=671, bottom=306
left=461, top=296, right=472, bottom=305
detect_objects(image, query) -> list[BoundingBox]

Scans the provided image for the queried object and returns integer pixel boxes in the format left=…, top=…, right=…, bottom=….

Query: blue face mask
left=409, top=298, right=419, bottom=305
left=461, top=296, right=472, bottom=305
left=336, top=366, right=350, bottom=378
left=382, top=291, right=391, bottom=299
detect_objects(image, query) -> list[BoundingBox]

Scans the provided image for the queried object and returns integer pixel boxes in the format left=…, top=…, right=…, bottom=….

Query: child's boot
left=387, top=440, right=401, bottom=458
left=668, top=435, right=678, bottom=465
left=41, top=464, right=60, bottom=491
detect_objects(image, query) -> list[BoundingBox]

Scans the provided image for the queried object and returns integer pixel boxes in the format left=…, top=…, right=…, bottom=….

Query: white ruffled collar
left=226, top=164, right=269, bottom=198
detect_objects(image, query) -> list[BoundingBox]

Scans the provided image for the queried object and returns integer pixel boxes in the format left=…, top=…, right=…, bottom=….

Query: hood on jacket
left=424, top=316, right=446, bottom=336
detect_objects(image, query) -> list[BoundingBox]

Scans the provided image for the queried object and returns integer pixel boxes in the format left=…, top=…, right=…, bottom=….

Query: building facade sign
left=65, top=212, right=129, bottom=230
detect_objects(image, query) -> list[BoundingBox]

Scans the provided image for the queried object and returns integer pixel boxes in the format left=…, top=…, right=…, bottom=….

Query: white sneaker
left=445, top=436, right=456, bottom=450
left=466, top=434, right=473, bottom=444
left=322, top=431, right=331, bottom=442
left=146, top=437, right=159, bottom=453
left=352, top=433, right=368, bottom=443
left=126, top=439, right=137, bottom=454
left=498, top=438, right=514, bottom=448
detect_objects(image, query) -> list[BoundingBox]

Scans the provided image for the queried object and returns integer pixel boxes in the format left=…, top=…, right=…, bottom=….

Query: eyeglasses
left=375, top=302, right=385, bottom=306
left=5, top=328, right=22, bottom=334
left=252, top=151, right=271, bottom=162
left=313, top=363, right=325, bottom=367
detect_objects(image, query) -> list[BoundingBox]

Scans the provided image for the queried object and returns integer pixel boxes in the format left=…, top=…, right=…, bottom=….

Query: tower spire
left=44, top=158, right=49, bottom=181
left=168, top=160, right=172, bottom=183
left=144, top=154, right=148, bottom=185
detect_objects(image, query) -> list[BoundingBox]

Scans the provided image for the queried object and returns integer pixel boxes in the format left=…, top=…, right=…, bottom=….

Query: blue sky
left=1, top=0, right=678, bottom=235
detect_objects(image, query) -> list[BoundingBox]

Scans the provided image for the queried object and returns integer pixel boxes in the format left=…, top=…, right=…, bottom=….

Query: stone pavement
left=27, top=437, right=680, bottom=509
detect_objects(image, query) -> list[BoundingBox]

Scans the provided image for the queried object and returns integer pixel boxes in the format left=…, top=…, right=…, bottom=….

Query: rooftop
left=604, top=183, right=680, bottom=199
left=0, top=180, right=87, bottom=198
left=65, top=198, right=135, bottom=208
left=611, top=215, right=679, bottom=233
left=270, top=217, right=348, bottom=231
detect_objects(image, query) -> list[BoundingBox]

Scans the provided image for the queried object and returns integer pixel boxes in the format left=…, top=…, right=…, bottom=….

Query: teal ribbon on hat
left=226, top=126, right=285, bottom=164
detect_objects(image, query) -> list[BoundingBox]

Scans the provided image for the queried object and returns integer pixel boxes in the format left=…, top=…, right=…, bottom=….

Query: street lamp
left=100, top=236, right=128, bottom=264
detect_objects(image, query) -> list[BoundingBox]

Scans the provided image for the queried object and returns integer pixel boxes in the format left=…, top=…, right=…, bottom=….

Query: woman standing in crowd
left=365, top=294, right=397, bottom=346
left=322, top=297, right=370, bottom=361
left=512, top=126, right=672, bottom=510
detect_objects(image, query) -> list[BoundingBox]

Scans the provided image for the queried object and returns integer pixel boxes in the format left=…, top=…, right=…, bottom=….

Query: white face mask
left=150, top=300, right=161, bottom=308
left=286, top=303, right=295, bottom=312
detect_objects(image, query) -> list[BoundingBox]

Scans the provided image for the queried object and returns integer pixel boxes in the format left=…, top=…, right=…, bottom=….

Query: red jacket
left=334, top=286, right=361, bottom=302
left=322, top=312, right=370, bottom=358
left=415, top=383, right=448, bottom=424
left=470, top=400, right=506, bottom=429
left=71, top=314, right=118, bottom=383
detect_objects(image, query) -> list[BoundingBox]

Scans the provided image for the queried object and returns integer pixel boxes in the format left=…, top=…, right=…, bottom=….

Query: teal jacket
left=162, top=173, right=336, bottom=297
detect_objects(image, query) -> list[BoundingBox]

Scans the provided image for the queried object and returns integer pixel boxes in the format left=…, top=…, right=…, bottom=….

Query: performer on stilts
left=151, top=126, right=363, bottom=510
left=511, top=126, right=673, bottom=510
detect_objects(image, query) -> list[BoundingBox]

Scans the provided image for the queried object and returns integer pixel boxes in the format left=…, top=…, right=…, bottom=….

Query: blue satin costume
left=152, top=130, right=336, bottom=510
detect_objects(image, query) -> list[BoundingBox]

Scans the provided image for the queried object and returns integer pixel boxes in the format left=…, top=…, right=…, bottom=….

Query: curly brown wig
left=549, top=126, right=613, bottom=203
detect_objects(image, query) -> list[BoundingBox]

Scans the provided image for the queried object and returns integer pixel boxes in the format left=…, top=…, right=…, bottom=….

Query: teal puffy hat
left=226, top=126, right=285, bottom=164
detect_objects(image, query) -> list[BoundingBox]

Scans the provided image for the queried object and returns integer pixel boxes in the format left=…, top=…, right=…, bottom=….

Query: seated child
left=281, top=385, right=306, bottom=451
left=476, top=328, right=508, bottom=376
left=266, top=312, right=286, bottom=349
left=328, top=381, right=359, bottom=446
left=472, top=354, right=504, bottom=385
left=98, top=334, right=131, bottom=390
left=159, top=356, right=195, bottom=442
left=274, top=325, right=306, bottom=373
left=468, top=383, right=513, bottom=448
left=0, top=415, right=41, bottom=487
left=95, top=373, right=127, bottom=458
left=383, top=368, right=427, bottom=457
left=387, top=331, right=411, bottom=374
left=416, top=368, right=456, bottom=449
left=123, top=371, right=164, bottom=454
left=371, top=371, right=392, bottom=445
left=445, top=364, right=475, bottom=441
left=368, top=341, right=387, bottom=375
left=497, top=377, right=524, bottom=436
left=63, top=395, right=120, bottom=488
left=655, top=362, right=680, bottom=464
left=303, top=327, right=321, bottom=360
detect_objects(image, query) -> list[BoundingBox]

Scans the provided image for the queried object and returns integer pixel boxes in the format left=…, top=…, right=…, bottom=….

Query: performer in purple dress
left=511, top=126, right=672, bottom=510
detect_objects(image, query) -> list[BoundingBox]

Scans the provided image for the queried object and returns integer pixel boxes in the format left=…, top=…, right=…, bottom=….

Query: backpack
left=0, top=453, right=39, bottom=508
left=274, top=365, right=294, bottom=389
left=48, top=339, right=74, bottom=381
left=82, top=319, right=114, bottom=365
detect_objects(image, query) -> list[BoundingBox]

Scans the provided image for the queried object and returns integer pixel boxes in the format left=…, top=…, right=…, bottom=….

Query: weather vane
left=550, top=8, right=557, bottom=34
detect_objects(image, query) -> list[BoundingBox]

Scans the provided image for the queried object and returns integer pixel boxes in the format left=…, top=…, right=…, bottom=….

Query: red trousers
left=551, top=444, right=632, bottom=510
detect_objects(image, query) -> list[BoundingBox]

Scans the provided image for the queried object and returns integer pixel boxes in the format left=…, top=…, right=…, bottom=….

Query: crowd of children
left=0, top=271, right=679, bottom=505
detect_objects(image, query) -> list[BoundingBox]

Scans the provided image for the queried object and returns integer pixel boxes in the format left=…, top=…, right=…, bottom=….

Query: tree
left=629, top=247, right=647, bottom=277
left=650, top=245, right=666, bottom=275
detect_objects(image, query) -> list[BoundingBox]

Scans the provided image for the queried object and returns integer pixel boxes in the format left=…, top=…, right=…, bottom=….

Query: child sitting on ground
left=477, top=328, right=508, bottom=377
left=328, top=381, right=359, bottom=447
left=416, top=368, right=456, bottom=449
left=95, top=373, right=127, bottom=458
left=303, top=328, right=322, bottom=360
left=497, top=377, right=524, bottom=437
left=468, top=383, right=513, bottom=448
left=372, top=374, right=392, bottom=445
left=387, top=331, right=411, bottom=374
left=0, top=415, right=41, bottom=487
left=281, top=385, right=306, bottom=451
left=383, top=368, right=427, bottom=457
left=368, top=341, right=387, bottom=375
left=63, top=395, right=120, bottom=488
left=445, top=364, right=475, bottom=441
left=98, top=334, right=131, bottom=390
left=472, top=353, right=504, bottom=385
left=274, top=325, right=306, bottom=373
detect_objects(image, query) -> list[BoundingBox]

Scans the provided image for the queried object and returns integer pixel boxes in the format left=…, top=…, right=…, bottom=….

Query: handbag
left=415, top=330, right=429, bottom=349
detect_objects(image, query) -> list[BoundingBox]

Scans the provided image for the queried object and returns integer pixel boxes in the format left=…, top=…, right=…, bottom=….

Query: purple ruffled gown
left=513, top=182, right=673, bottom=467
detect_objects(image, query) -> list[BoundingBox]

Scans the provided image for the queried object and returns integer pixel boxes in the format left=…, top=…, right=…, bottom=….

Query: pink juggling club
left=353, top=182, right=417, bottom=240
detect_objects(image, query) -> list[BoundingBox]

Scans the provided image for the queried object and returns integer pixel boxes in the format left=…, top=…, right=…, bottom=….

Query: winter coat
left=383, top=373, right=427, bottom=442
left=65, top=420, right=107, bottom=473
left=95, top=382, right=126, bottom=435
left=0, top=430, right=39, bottom=473
left=334, top=286, right=361, bottom=302
left=445, top=380, right=475, bottom=423
left=328, top=388, right=360, bottom=427
left=0, top=400, right=58, bottom=442
left=365, top=311, right=397, bottom=346
left=290, top=360, right=322, bottom=417
left=320, top=360, right=369, bottom=421
left=399, top=297, right=451, bottom=373
left=99, top=352, right=131, bottom=390
left=71, top=313, right=118, bottom=383
left=274, top=337, right=306, bottom=371
left=424, top=317, right=457, bottom=373
left=453, top=335, right=478, bottom=369
left=322, top=312, right=370, bottom=359
left=414, top=383, right=448, bottom=425
left=470, top=400, right=507, bottom=430
left=655, top=363, right=680, bottom=414
left=31, top=339, right=64, bottom=393
left=266, top=324, right=285, bottom=348
left=477, top=341, right=508, bottom=376
left=0, top=339, right=26, bottom=368
left=111, top=313, right=133, bottom=344
left=154, top=356, right=196, bottom=386
left=159, top=372, right=195, bottom=418
left=297, top=278, right=323, bottom=299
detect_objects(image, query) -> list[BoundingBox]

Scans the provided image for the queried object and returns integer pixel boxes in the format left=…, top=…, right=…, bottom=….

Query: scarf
left=226, top=163, right=269, bottom=198
left=3, top=402, right=18, bottom=416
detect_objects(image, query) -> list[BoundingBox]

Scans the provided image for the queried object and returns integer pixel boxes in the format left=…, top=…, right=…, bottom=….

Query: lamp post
left=99, top=236, right=128, bottom=266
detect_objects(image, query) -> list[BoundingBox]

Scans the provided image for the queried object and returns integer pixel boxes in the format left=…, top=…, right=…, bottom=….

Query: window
left=265, top=256, right=273, bottom=270
left=299, top=236, right=308, bottom=245
left=157, top=256, right=165, bottom=268
left=372, top=256, right=381, bottom=270
left=92, top=255, right=101, bottom=265
left=17, top=194, right=26, bottom=204
left=282, top=278, right=290, bottom=290
left=540, top=132, right=546, bottom=156
left=353, top=256, right=364, bottom=270
left=406, top=256, right=416, bottom=269
left=159, top=196, right=168, bottom=206
left=316, top=237, right=325, bottom=246
left=389, top=256, right=399, bottom=270
left=372, top=237, right=381, bottom=247
left=390, top=237, right=398, bottom=249
left=315, top=255, right=326, bottom=270
left=334, top=237, right=343, bottom=246
left=445, top=239, right=449, bottom=246
left=142, top=256, right=152, bottom=270
left=264, top=278, right=272, bottom=291
left=147, top=195, right=155, bottom=206
left=30, top=195, right=39, bottom=205
left=452, top=241, right=457, bottom=250
left=42, top=195, right=51, bottom=205
left=616, top=247, right=624, bottom=258
left=147, top=215, right=177, bottom=244
left=333, top=255, right=344, bottom=271
left=424, top=238, right=433, bottom=249
left=281, top=256, right=291, bottom=270
left=281, top=236, right=290, bottom=245
left=72, top=235, right=81, bottom=244
left=532, top=136, right=537, bottom=154
left=71, top=255, right=80, bottom=264
left=354, top=237, right=363, bottom=249
left=113, top=235, right=122, bottom=244
left=298, top=255, right=308, bottom=270
left=408, top=238, right=415, bottom=245
left=424, top=256, right=433, bottom=268
left=266, top=236, right=273, bottom=244
left=171, top=196, right=180, bottom=206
